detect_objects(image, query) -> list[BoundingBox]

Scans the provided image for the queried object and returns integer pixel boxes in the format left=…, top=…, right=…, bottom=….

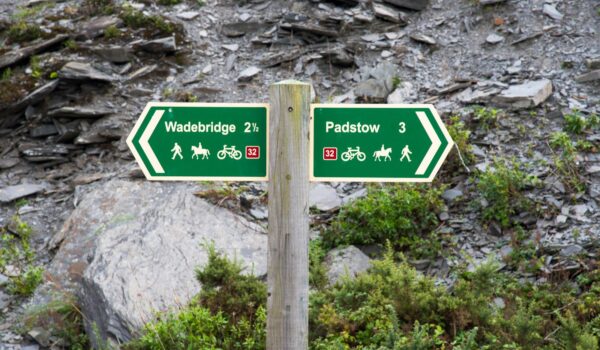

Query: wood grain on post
left=267, top=80, right=311, bottom=350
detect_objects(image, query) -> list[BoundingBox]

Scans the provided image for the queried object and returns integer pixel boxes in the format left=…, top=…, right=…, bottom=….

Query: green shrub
left=7, top=21, right=42, bottom=43
left=322, top=184, right=443, bottom=258
left=1, top=215, right=44, bottom=296
left=564, top=111, right=599, bottom=135
left=477, top=159, right=538, bottom=228
left=194, top=244, right=266, bottom=322
left=8, top=265, right=43, bottom=296
left=23, top=293, right=88, bottom=349
left=103, top=24, right=120, bottom=38
left=126, top=245, right=267, bottom=350
left=472, top=106, right=500, bottom=130
left=128, top=246, right=600, bottom=350
left=549, top=131, right=585, bottom=192
left=447, top=115, right=474, bottom=166
left=119, top=5, right=174, bottom=35
left=309, top=239, right=328, bottom=289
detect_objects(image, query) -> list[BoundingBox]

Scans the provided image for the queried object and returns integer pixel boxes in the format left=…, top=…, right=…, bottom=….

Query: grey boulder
left=35, top=180, right=267, bottom=347
left=0, top=183, right=46, bottom=203
left=493, top=79, right=552, bottom=109
left=324, top=246, right=372, bottom=285
left=59, top=62, right=116, bottom=82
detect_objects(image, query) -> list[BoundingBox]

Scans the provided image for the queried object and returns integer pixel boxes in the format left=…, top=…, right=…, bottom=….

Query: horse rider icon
left=171, top=142, right=183, bottom=160
left=400, top=145, right=412, bottom=162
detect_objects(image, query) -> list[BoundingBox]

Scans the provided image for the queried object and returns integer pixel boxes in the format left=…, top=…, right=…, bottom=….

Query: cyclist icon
left=341, top=146, right=366, bottom=162
left=217, top=145, right=242, bottom=160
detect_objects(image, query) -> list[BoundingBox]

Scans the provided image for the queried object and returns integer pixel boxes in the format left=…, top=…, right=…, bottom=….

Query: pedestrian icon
left=217, top=145, right=242, bottom=160
left=171, top=142, right=183, bottom=160
left=400, top=145, right=412, bottom=162
left=191, top=143, right=210, bottom=159
left=341, top=146, right=366, bottom=162
left=373, top=145, right=392, bottom=162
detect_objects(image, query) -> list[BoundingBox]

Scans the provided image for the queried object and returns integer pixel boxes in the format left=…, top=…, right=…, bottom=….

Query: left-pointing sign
left=127, top=102, right=269, bottom=181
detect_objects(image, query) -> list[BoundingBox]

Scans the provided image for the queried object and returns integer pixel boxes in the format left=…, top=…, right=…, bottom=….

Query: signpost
left=310, top=104, right=453, bottom=182
left=127, top=102, right=268, bottom=181
left=127, top=91, right=454, bottom=350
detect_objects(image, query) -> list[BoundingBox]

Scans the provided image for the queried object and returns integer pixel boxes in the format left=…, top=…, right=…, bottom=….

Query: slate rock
left=59, top=62, right=116, bottom=82
left=33, top=180, right=267, bottom=348
left=575, top=70, right=600, bottom=83
left=0, top=34, right=69, bottom=71
left=94, top=46, right=133, bottom=63
left=442, top=188, right=463, bottom=202
left=560, top=244, right=583, bottom=257
left=410, top=33, right=436, bottom=45
left=77, top=16, right=122, bottom=40
left=543, top=4, right=563, bottom=20
left=383, top=0, right=428, bottom=10
left=493, top=79, right=552, bottom=109
left=2, top=80, right=58, bottom=115
left=373, top=3, right=408, bottom=25
left=237, top=66, right=261, bottom=82
left=0, top=184, right=46, bottom=203
left=387, top=81, right=415, bottom=103
left=176, top=11, right=200, bottom=20
left=48, top=106, right=114, bottom=118
left=486, top=33, right=504, bottom=44
left=324, top=246, right=371, bottom=285
left=136, top=37, right=177, bottom=53
left=309, top=183, right=342, bottom=211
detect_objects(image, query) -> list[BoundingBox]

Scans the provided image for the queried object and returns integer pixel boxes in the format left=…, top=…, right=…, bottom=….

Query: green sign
left=310, top=104, right=453, bottom=182
left=127, top=103, right=268, bottom=181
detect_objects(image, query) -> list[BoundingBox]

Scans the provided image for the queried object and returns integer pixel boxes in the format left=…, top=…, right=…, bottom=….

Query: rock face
left=309, top=183, right=342, bottom=211
left=324, top=246, right=372, bottom=285
left=383, top=0, right=428, bottom=10
left=37, top=180, right=267, bottom=347
left=493, top=79, right=552, bottom=109
left=59, top=62, right=116, bottom=82
left=0, top=183, right=46, bottom=203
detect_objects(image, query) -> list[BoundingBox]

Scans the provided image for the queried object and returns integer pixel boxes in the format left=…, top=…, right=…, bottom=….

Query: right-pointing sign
left=310, top=104, right=454, bottom=182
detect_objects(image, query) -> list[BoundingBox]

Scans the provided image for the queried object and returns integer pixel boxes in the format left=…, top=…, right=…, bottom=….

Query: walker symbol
left=171, top=142, right=183, bottom=160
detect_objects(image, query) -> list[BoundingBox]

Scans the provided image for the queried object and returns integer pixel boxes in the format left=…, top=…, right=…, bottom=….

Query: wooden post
left=267, top=80, right=311, bottom=350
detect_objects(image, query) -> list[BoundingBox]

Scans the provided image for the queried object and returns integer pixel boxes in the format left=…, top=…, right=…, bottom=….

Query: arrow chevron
left=140, top=109, right=165, bottom=174
left=415, top=111, right=441, bottom=175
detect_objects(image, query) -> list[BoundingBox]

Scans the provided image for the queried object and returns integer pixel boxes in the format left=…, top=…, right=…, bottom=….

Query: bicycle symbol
left=341, top=146, right=366, bottom=162
left=217, top=145, right=242, bottom=160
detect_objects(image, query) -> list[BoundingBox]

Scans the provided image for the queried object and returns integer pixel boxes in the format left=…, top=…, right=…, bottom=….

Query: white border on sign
left=309, top=104, right=454, bottom=183
left=126, top=102, right=270, bottom=182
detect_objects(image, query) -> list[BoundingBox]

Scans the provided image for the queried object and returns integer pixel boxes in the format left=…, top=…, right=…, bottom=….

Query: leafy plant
left=30, top=55, right=42, bottom=79
left=103, top=24, right=120, bottom=39
left=119, top=4, right=174, bottom=35
left=549, top=131, right=585, bottom=192
left=477, top=159, right=538, bottom=228
left=23, top=293, right=89, bottom=349
left=322, top=184, right=444, bottom=258
left=7, top=21, right=42, bottom=43
left=309, top=239, right=328, bottom=289
left=2, top=68, right=12, bottom=81
left=560, top=111, right=599, bottom=140
left=8, top=265, right=43, bottom=296
left=126, top=245, right=266, bottom=350
left=472, top=106, right=500, bottom=130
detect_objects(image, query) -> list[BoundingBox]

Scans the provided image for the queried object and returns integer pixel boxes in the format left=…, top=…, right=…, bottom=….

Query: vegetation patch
left=126, top=244, right=267, bottom=350
left=6, top=21, right=43, bottom=44
left=549, top=131, right=586, bottom=193
left=23, top=293, right=89, bottom=350
left=119, top=4, right=175, bottom=37
left=322, top=184, right=444, bottom=259
left=127, top=248, right=600, bottom=350
left=476, top=159, right=539, bottom=228
left=0, top=215, right=44, bottom=297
